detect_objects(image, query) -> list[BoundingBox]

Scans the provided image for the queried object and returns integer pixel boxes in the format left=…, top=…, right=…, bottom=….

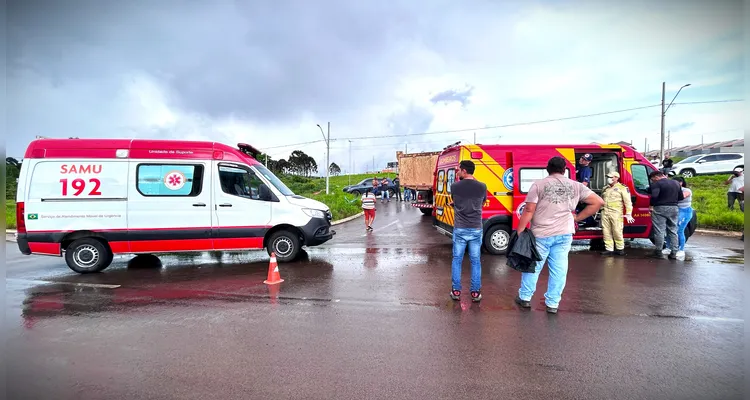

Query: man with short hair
left=515, top=157, right=604, bottom=313
left=380, top=177, right=391, bottom=203
left=449, top=160, right=487, bottom=303
left=648, top=170, right=684, bottom=259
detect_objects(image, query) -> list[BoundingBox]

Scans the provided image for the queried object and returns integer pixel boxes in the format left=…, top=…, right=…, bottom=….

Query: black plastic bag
left=506, top=230, right=542, bottom=273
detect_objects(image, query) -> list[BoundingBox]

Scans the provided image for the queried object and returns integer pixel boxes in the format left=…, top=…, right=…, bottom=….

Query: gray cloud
left=429, top=86, right=474, bottom=107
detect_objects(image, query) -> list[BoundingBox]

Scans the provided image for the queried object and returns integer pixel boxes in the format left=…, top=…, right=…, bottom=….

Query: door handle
left=192, top=203, right=206, bottom=207
left=219, top=203, right=233, bottom=207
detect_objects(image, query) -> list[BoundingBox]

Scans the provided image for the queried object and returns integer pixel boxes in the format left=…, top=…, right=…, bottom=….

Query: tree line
left=260, top=150, right=341, bottom=177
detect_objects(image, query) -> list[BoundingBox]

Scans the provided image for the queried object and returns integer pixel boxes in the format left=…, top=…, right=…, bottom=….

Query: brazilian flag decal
left=27, top=213, right=39, bottom=220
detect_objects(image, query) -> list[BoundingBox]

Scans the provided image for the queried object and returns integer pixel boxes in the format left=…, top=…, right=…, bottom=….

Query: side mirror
left=259, top=184, right=273, bottom=202
left=697, top=160, right=706, bottom=164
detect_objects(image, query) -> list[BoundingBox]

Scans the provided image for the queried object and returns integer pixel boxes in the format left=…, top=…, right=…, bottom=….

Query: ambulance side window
left=218, top=165, right=265, bottom=200
left=136, top=164, right=204, bottom=197
left=630, top=164, right=652, bottom=195
left=446, top=169, right=456, bottom=193
left=437, top=170, right=445, bottom=193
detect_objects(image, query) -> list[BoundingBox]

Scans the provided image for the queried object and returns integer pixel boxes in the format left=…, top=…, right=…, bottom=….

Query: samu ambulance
left=15, top=138, right=335, bottom=273
left=431, top=142, right=698, bottom=254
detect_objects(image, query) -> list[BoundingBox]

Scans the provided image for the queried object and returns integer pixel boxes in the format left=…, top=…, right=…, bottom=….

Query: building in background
left=644, top=138, right=744, bottom=158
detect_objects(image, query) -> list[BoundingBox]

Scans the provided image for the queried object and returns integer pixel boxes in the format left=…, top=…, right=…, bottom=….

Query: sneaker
left=661, top=248, right=671, bottom=255
left=614, top=250, right=626, bottom=256
left=514, top=296, right=531, bottom=308
left=648, top=251, right=666, bottom=259
left=668, top=252, right=677, bottom=260
left=471, top=291, right=482, bottom=302
left=675, top=251, right=685, bottom=260
left=450, top=290, right=461, bottom=301
left=601, top=250, right=615, bottom=256
left=546, top=306, right=558, bottom=314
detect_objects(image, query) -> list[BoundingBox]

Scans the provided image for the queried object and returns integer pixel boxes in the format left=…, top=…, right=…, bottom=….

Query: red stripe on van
left=28, top=243, right=61, bottom=256
left=108, top=238, right=264, bottom=254
left=25, top=226, right=272, bottom=234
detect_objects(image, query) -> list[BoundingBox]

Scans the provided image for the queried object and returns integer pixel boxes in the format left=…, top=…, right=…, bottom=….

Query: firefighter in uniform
left=601, top=171, right=635, bottom=256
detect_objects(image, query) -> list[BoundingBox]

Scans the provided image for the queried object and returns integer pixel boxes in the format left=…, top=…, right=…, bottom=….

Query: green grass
left=284, top=173, right=397, bottom=221
left=685, top=175, right=744, bottom=231
left=6, top=201, right=16, bottom=230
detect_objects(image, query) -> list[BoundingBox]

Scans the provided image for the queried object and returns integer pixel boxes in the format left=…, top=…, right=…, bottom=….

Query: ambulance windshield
left=254, top=164, right=295, bottom=196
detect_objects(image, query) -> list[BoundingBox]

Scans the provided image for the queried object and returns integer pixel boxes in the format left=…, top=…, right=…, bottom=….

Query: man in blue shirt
left=575, top=153, right=595, bottom=227
left=576, top=153, right=593, bottom=186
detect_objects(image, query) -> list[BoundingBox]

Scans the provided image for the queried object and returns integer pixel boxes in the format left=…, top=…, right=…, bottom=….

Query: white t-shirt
left=361, top=193, right=376, bottom=210
left=728, top=175, right=744, bottom=193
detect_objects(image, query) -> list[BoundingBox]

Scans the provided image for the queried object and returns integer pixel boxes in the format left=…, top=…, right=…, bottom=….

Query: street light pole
left=348, top=139, right=352, bottom=186
left=317, top=122, right=331, bottom=194
left=660, top=82, right=691, bottom=162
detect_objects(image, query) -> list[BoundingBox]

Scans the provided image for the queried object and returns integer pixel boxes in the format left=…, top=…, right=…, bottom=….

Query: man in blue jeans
left=449, top=160, right=487, bottom=302
left=515, top=157, right=604, bottom=313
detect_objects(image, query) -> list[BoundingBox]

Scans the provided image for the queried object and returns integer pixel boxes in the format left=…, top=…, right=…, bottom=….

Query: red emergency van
left=430, top=142, right=697, bottom=254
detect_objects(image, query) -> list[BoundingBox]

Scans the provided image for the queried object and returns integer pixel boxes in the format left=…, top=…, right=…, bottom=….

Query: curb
left=694, top=228, right=743, bottom=238
left=332, top=212, right=364, bottom=226
left=6, top=234, right=17, bottom=243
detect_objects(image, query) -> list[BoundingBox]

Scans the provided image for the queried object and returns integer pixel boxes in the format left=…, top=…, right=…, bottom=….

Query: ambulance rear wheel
left=267, top=230, right=301, bottom=263
left=65, top=238, right=113, bottom=274
left=483, top=225, right=511, bottom=255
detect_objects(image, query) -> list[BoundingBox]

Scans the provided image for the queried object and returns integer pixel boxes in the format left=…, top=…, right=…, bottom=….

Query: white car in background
left=671, top=153, right=744, bottom=178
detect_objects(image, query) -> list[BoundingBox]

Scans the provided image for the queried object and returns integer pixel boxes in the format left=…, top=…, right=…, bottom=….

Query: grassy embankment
left=5, top=174, right=742, bottom=231
left=283, top=173, right=397, bottom=221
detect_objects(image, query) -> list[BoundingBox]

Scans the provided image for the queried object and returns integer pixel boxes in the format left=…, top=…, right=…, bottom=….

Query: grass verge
left=6, top=201, right=16, bottom=229
left=686, top=175, right=744, bottom=231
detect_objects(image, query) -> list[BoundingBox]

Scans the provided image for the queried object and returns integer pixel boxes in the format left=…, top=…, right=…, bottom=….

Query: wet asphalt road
left=4, top=200, right=746, bottom=400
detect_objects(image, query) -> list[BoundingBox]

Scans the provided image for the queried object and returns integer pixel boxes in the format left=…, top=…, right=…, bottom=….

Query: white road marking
left=6, top=278, right=121, bottom=289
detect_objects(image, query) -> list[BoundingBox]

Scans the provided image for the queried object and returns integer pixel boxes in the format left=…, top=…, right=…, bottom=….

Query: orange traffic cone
left=263, top=253, right=284, bottom=285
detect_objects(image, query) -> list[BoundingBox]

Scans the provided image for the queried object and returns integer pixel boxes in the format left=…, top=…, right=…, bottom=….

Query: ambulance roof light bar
left=443, top=141, right=461, bottom=151
left=237, top=143, right=262, bottom=159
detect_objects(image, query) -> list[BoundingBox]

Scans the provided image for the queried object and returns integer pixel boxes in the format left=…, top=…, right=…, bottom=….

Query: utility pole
left=667, top=130, right=671, bottom=154
left=645, top=138, right=648, bottom=153
left=474, top=132, right=476, bottom=144
left=316, top=122, right=331, bottom=194
left=348, top=140, right=352, bottom=186
left=405, top=143, right=408, bottom=154
left=660, top=81, right=691, bottom=162
left=265, top=154, right=268, bottom=167
left=660, top=82, right=666, bottom=162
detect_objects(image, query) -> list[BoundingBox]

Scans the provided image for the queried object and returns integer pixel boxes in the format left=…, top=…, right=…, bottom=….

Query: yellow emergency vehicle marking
left=556, top=148, right=575, bottom=164
left=460, top=145, right=513, bottom=213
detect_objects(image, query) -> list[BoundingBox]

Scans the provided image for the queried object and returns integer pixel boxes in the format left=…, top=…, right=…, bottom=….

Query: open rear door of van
left=511, top=146, right=576, bottom=229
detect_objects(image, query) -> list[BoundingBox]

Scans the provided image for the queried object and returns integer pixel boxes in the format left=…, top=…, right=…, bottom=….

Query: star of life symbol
left=164, top=171, right=186, bottom=190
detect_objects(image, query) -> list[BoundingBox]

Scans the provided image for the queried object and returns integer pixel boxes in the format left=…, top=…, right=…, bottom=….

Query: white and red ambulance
left=15, top=138, right=335, bottom=273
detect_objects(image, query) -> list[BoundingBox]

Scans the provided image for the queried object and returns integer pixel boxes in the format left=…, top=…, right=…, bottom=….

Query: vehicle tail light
left=418, top=193, right=423, bottom=200
left=16, top=202, right=26, bottom=233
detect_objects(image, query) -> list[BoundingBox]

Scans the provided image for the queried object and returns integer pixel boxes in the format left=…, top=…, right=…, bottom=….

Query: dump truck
left=396, top=151, right=440, bottom=216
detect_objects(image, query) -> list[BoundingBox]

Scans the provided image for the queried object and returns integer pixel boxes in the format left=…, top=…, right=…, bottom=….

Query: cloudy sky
left=6, top=0, right=745, bottom=174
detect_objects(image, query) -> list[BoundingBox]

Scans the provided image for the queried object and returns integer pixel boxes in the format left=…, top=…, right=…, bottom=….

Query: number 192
left=60, top=178, right=102, bottom=196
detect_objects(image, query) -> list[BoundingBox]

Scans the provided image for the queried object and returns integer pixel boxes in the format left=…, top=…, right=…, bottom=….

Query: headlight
left=302, top=208, right=327, bottom=218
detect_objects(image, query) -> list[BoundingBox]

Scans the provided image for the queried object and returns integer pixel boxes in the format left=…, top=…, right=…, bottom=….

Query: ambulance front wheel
left=483, top=225, right=511, bottom=255
left=65, top=238, right=113, bottom=274
left=267, top=230, right=301, bottom=262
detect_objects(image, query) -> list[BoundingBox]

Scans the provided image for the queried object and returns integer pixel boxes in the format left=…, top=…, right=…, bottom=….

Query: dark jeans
left=394, top=188, right=402, bottom=201
left=728, top=192, right=744, bottom=211
left=651, top=205, right=679, bottom=253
